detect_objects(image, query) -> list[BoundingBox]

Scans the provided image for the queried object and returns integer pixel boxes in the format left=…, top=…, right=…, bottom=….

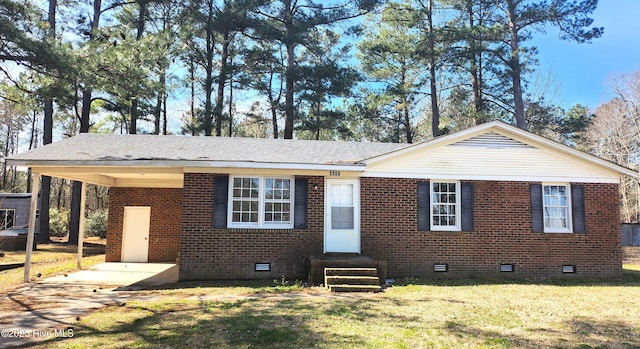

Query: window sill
left=227, top=225, right=294, bottom=230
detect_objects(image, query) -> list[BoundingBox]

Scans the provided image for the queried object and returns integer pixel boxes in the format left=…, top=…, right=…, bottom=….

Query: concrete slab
left=0, top=263, right=178, bottom=347
left=44, top=262, right=179, bottom=287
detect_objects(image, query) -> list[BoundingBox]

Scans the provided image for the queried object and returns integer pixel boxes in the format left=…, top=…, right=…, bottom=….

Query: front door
left=121, top=206, right=150, bottom=262
left=325, top=179, right=360, bottom=253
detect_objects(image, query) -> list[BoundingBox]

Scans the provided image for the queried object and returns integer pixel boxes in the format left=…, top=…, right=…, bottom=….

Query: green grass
left=0, top=240, right=105, bottom=293
left=31, top=267, right=640, bottom=349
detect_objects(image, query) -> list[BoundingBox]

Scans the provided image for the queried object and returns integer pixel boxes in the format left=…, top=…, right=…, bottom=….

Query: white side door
left=325, top=179, right=360, bottom=253
left=121, top=206, right=151, bottom=262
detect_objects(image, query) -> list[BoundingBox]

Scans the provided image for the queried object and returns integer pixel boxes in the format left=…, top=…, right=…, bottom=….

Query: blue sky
left=530, top=0, right=640, bottom=111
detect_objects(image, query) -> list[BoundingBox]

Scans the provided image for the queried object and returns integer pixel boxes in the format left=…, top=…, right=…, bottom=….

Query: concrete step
left=327, top=284, right=383, bottom=293
left=325, top=275, right=380, bottom=286
left=324, top=267, right=378, bottom=277
left=324, top=267, right=383, bottom=292
left=623, top=247, right=640, bottom=264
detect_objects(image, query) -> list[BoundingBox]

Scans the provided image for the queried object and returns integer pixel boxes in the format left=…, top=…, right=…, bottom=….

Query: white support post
left=77, top=181, right=87, bottom=269
left=24, top=173, right=40, bottom=283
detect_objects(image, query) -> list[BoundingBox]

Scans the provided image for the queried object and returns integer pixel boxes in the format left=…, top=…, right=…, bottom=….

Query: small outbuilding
left=0, top=193, right=39, bottom=250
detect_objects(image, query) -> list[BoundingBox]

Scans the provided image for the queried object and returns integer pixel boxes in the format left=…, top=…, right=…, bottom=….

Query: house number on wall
left=330, top=171, right=341, bottom=177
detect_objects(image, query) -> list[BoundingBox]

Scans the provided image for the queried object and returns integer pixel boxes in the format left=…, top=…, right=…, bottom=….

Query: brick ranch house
left=8, top=121, right=637, bottom=281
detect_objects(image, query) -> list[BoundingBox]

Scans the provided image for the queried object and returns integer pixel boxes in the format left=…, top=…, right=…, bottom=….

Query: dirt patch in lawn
left=0, top=293, right=68, bottom=312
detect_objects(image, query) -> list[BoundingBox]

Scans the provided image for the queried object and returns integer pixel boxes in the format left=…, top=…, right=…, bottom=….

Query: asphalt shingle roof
left=8, top=133, right=410, bottom=166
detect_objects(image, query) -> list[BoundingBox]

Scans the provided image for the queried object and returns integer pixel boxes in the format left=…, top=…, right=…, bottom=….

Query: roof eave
left=11, top=159, right=366, bottom=172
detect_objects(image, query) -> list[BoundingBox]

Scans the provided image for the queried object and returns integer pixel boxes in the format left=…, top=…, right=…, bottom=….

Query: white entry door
left=121, top=206, right=151, bottom=262
left=325, top=179, right=360, bottom=253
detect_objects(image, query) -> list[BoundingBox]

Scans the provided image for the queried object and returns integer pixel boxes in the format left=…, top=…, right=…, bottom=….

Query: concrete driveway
left=1, top=263, right=178, bottom=348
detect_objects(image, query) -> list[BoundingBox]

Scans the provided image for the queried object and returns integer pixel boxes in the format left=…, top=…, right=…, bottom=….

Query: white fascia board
left=361, top=171, right=621, bottom=184
left=32, top=170, right=117, bottom=186
left=22, top=160, right=365, bottom=173
left=181, top=161, right=365, bottom=172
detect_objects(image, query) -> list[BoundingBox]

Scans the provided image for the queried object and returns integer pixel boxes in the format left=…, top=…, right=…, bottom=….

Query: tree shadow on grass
left=442, top=316, right=640, bottom=349
left=31, top=297, right=372, bottom=349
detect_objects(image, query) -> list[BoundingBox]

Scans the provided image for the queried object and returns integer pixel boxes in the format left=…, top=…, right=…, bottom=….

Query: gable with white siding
left=362, top=123, right=632, bottom=183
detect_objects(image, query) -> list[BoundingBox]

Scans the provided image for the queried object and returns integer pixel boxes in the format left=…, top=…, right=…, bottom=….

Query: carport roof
left=8, top=133, right=409, bottom=167
left=7, top=134, right=411, bottom=187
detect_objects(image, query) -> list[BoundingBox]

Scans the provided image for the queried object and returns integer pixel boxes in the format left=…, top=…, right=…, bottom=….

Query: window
left=229, top=176, right=293, bottom=228
left=431, top=181, right=461, bottom=231
left=0, top=209, right=15, bottom=230
left=542, top=184, right=572, bottom=233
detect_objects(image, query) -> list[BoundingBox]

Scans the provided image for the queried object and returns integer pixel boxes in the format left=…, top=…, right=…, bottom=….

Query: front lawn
left=0, top=238, right=105, bottom=293
left=32, top=268, right=640, bottom=349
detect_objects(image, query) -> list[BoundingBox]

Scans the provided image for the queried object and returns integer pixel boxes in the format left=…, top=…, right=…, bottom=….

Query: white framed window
left=0, top=209, right=15, bottom=230
left=542, top=183, right=572, bottom=233
left=228, top=176, right=293, bottom=228
left=431, top=181, right=461, bottom=231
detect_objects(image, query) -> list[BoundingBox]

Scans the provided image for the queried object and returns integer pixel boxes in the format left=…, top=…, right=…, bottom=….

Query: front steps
left=308, top=254, right=386, bottom=292
left=624, top=247, right=640, bottom=265
left=324, top=267, right=382, bottom=292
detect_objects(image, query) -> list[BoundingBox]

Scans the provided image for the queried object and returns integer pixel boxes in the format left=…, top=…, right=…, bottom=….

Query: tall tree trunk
left=39, top=108, right=53, bottom=241
left=69, top=92, right=91, bottom=244
left=467, top=0, right=483, bottom=118
left=129, top=0, right=147, bottom=135
left=39, top=0, right=57, bottom=243
left=69, top=0, right=101, bottom=245
left=21, top=122, right=31, bottom=190
left=162, top=93, right=168, bottom=135
left=427, top=0, right=440, bottom=138
left=228, top=66, right=234, bottom=137
left=214, top=31, right=230, bottom=137
left=507, top=0, right=526, bottom=129
left=284, top=41, right=295, bottom=139
left=2, top=123, right=11, bottom=188
left=203, top=0, right=215, bottom=136
left=68, top=181, right=82, bottom=244
left=283, top=0, right=295, bottom=139
left=154, top=67, right=165, bottom=135
left=268, top=71, right=280, bottom=138
left=189, top=56, right=197, bottom=136
left=402, top=97, right=413, bottom=143
left=130, top=98, right=138, bottom=134
left=56, top=179, right=65, bottom=210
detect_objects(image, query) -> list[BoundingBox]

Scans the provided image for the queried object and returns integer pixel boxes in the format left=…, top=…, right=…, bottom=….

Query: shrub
left=49, top=209, right=69, bottom=237
left=84, top=209, right=108, bottom=238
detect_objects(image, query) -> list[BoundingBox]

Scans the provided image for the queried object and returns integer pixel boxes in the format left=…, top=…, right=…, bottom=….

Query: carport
left=6, top=134, right=186, bottom=283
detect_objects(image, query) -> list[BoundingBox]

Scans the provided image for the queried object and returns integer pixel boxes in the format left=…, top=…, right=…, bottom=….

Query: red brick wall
left=111, top=175, right=622, bottom=280
left=179, top=173, right=325, bottom=280
left=360, top=178, right=622, bottom=279
left=106, top=187, right=182, bottom=263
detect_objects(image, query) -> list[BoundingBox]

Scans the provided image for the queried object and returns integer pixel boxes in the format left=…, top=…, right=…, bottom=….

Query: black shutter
left=418, top=181, right=430, bottom=231
left=530, top=184, right=544, bottom=233
left=571, top=185, right=586, bottom=234
left=213, top=176, right=229, bottom=229
left=461, top=182, right=474, bottom=231
left=294, top=177, right=308, bottom=229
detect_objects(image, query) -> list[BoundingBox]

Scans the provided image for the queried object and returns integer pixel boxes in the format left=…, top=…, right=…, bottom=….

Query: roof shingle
left=8, top=134, right=409, bottom=166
